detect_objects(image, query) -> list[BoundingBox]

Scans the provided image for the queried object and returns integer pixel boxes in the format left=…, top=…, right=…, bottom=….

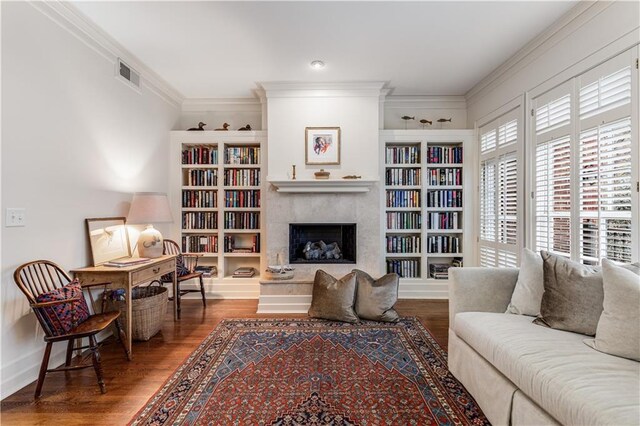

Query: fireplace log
left=303, top=240, right=342, bottom=260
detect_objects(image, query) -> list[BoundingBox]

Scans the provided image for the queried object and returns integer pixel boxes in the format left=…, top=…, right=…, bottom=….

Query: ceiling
left=72, top=1, right=578, bottom=99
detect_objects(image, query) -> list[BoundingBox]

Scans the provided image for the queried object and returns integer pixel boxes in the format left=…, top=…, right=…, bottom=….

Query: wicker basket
left=110, top=285, right=168, bottom=341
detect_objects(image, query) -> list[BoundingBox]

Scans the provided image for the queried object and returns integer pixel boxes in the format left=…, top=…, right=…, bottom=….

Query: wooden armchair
left=13, top=260, right=129, bottom=398
left=159, top=239, right=206, bottom=319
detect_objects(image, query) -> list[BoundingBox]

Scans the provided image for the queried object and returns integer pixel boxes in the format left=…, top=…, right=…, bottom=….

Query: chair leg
left=199, top=275, right=206, bottom=307
left=65, top=339, right=75, bottom=366
left=35, top=342, right=53, bottom=399
left=89, top=335, right=106, bottom=394
left=114, top=318, right=131, bottom=361
left=176, top=281, right=181, bottom=320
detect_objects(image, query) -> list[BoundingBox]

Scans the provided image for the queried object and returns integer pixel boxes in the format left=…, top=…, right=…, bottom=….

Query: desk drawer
left=132, top=260, right=175, bottom=284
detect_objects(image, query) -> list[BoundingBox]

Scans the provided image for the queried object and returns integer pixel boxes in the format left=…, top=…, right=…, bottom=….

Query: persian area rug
left=130, top=318, right=488, bottom=425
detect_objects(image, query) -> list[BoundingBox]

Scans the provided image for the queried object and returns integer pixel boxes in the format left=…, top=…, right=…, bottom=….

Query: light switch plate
left=6, top=208, right=26, bottom=227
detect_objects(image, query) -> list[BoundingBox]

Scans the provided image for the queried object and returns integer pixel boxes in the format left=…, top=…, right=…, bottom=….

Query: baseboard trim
left=257, top=295, right=313, bottom=314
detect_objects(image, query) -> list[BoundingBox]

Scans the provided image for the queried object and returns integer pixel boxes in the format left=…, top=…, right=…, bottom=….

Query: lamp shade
left=127, top=192, right=173, bottom=224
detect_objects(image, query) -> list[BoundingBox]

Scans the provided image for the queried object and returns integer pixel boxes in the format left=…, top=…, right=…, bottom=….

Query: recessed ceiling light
left=310, top=60, right=325, bottom=70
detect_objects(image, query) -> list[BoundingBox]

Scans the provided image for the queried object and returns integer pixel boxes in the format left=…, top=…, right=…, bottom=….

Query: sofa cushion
left=506, top=248, right=543, bottom=316
left=534, top=251, right=603, bottom=336
left=454, top=312, right=640, bottom=426
left=585, top=259, right=640, bottom=361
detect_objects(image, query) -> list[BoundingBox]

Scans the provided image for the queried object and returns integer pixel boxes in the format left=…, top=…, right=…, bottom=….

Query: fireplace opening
left=289, top=223, right=356, bottom=264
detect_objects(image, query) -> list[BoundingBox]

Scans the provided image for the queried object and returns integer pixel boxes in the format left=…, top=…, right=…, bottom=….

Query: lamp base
left=137, top=225, right=163, bottom=258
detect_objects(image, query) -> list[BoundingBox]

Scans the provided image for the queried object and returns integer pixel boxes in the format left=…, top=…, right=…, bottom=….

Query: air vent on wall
left=116, top=58, right=140, bottom=90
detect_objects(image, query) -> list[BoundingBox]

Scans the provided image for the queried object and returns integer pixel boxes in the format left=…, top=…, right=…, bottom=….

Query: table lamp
left=127, top=192, right=173, bottom=258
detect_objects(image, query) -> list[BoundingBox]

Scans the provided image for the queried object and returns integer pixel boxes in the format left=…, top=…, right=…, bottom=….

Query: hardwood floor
left=1, top=299, right=449, bottom=425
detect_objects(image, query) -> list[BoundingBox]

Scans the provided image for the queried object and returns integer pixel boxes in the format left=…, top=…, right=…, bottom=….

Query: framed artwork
left=305, top=127, right=341, bottom=165
left=85, top=217, right=131, bottom=266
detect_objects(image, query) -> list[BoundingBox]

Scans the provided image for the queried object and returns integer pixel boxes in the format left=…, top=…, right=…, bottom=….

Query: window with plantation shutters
left=532, top=50, right=637, bottom=265
left=478, top=108, right=522, bottom=267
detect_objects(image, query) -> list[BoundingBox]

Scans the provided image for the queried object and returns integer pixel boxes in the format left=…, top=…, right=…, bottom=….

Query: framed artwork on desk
left=86, top=217, right=131, bottom=266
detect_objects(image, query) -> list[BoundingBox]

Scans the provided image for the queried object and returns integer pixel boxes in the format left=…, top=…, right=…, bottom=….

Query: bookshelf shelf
left=171, top=131, right=266, bottom=294
left=381, top=130, right=472, bottom=289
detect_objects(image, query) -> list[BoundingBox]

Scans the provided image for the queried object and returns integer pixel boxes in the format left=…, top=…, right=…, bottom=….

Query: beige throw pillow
left=506, top=248, right=544, bottom=316
left=533, top=251, right=603, bottom=336
left=353, top=269, right=400, bottom=322
left=308, top=270, right=359, bottom=323
left=584, top=259, right=640, bottom=361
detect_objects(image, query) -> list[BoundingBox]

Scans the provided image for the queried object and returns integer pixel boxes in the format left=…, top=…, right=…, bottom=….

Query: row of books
left=427, top=146, right=463, bottom=164
left=385, top=146, right=420, bottom=165
left=386, top=190, right=421, bottom=208
left=182, top=212, right=218, bottom=230
left=386, top=211, right=422, bottom=230
left=182, top=190, right=217, bottom=208
left=386, top=259, right=420, bottom=278
left=225, top=147, right=260, bottom=165
left=224, top=168, right=260, bottom=187
left=233, top=267, right=256, bottom=278
left=182, top=235, right=218, bottom=253
left=428, top=168, right=462, bottom=186
left=429, top=258, right=463, bottom=279
left=224, top=190, right=260, bottom=208
left=223, top=212, right=260, bottom=229
left=426, top=235, right=461, bottom=254
left=426, top=190, right=463, bottom=208
left=182, top=146, right=218, bottom=165
left=427, top=212, right=461, bottom=230
left=223, top=234, right=260, bottom=253
left=186, top=169, right=218, bottom=187
left=385, top=168, right=421, bottom=186
left=386, top=235, right=421, bottom=254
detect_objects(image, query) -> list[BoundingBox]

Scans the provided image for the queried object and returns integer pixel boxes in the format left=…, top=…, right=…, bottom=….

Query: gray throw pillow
left=353, top=269, right=400, bottom=322
left=584, top=259, right=640, bottom=361
left=533, top=251, right=603, bottom=336
left=308, top=270, right=358, bottom=323
left=506, top=248, right=544, bottom=316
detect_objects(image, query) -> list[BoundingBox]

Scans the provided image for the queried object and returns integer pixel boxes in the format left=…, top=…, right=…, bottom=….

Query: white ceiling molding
left=258, top=82, right=388, bottom=99
left=465, top=1, right=608, bottom=107
left=182, top=98, right=263, bottom=113
left=30, top=0, right=184, bottom=108
left=385, top=96, right=467, bottom=110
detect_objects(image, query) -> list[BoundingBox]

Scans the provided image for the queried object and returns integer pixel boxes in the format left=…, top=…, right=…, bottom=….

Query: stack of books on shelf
left=385, top=146, right=420, bottom=164
left=429, top=263, right=450, bottom=280
left=224, top=169, right=260, bottom=186
left=427, top=146, right=463, bottom=164
left=225, top=147, right=260, bottom=165
left=187, top=169, right=218, bottom=186
left=195, top=265, right=217, bottom=278
left=182, top=146, right=218, bottom=164
left=385, top=168, right=421, bottom=186
left=232, top=267, right=255, bottom=278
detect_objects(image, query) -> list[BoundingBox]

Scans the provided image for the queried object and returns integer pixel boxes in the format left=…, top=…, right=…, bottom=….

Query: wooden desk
left=71, top=255, right=177, bottom=359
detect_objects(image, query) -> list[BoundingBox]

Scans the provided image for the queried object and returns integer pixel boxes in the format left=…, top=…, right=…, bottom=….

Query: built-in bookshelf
left=170, top=131, right=266, bottom=298
left=380, top=130, right=473, bottom=298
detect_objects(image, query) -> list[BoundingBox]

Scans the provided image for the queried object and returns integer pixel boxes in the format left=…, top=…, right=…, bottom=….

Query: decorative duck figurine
left=188, top=122, right=206, bottom=131
left=238, top=124, right=252, bottom=131
left=215, top=123, right=230, bottom=131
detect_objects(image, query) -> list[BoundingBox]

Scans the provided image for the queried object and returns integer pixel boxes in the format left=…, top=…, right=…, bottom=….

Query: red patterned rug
left=130, top=318, right=488, bottom=425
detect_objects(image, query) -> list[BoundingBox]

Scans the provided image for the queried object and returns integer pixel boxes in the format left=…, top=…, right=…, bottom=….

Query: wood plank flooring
left=1, top=299, right=449, bottom=425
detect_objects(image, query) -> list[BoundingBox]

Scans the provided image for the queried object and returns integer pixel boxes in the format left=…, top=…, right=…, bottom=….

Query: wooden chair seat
left=45, top=311, right=121, bottom=342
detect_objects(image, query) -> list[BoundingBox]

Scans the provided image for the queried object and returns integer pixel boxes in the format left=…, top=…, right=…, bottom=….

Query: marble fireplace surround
left=259, top=184, right=382, bottom=313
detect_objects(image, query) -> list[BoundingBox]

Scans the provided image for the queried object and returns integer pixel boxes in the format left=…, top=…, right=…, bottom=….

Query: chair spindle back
left=14, top=260, right=73, bottom=304
left=163, top=239, right=182, bottom=256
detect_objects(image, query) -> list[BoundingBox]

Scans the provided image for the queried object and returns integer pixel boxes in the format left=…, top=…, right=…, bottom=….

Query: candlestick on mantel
left=292, top=165, right=296, bottom=180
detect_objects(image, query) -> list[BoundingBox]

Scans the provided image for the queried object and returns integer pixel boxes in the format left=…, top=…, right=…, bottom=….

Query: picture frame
left=305, top=127, right=341, bottom=165
left=85, top=217, right=131, bottom=266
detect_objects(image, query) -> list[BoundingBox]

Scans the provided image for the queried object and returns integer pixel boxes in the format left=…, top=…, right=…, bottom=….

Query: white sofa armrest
left=449, top=267, right=519, bottom=326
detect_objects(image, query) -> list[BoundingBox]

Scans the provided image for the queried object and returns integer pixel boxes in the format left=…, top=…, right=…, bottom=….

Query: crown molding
left=385, top=95, right=467, bottom=110
left=465, top=1, right=610, bottom=107
left=182, top=98, right=263, bottom=112
left=29, top=0, right=184, bottom=108
left=258, top=81, right=388, bottom=98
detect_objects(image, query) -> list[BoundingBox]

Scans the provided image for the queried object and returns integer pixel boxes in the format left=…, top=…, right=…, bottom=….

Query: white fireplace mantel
left=267, top=178, right=378, bottom=193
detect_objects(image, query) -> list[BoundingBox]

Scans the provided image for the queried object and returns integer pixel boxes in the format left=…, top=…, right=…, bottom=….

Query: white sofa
left=448, top=267, right=640, bottom=426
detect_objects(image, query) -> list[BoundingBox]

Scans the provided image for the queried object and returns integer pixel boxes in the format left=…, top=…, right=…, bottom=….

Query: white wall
left=467, top=1, right=640, bottom=124
left=1, top=2, right=179, bottom=398
left=383, top=96, right=468, bottom=130
left=263, top=83, right=384, bottom=278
